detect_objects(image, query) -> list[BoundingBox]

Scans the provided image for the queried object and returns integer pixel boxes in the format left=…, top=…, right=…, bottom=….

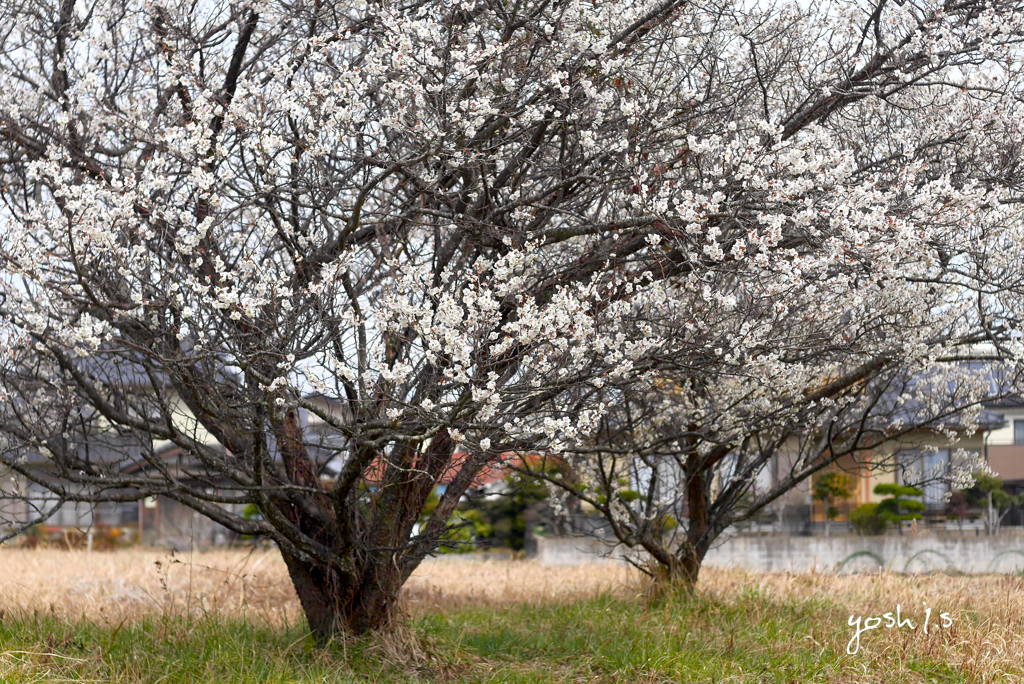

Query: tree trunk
left=648, top=462, right=712, bottom=594
left=676, top=541, right=706, bottom=586
left=679, top=462, right=711, bottom=587
left=646, top=540, right=709, bottom=600
left=280, top=550, right=405, bottom=642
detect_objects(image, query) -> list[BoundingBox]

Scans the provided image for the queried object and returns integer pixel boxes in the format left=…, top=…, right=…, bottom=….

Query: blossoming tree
left=2, top=0, right=1024, bottom=637
left=506, top=0, right=1024, bottom=583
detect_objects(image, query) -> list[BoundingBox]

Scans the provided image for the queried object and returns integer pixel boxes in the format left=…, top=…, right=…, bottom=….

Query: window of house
left=896, top=449, right=950, bottom=508
left=26, top=482, right=94, bottom=527
left=119, top=502, right=138, bottom=525
left=1014, top=420, right=1024, bottom=445
left=26, top=482, right=57, bottom=521
left=54, top=501, right=93, bottom=527
left=921, top=449, right=949, bottom=507
left=94, top=501, right=136, bottom=526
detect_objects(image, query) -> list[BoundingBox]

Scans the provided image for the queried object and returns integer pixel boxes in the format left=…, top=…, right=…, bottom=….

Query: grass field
left=0, top=549, right=1021, bottom=682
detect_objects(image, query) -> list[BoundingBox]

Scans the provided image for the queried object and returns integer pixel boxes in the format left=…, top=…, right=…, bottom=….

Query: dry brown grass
left=0, top=548, right=301, bottom=627
left=403, top=555, right=638, bottom=610
left=0, top=548, right=637, bottom=626
left=1, top=549, right=1023, bottom=680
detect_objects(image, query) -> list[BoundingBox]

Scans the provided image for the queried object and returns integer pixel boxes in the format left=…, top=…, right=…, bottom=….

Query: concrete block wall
left=534, top=532, right=1024, bottom=573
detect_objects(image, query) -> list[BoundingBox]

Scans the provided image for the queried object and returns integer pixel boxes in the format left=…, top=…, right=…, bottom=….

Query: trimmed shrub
left=849, top=503, right=887, bottom=535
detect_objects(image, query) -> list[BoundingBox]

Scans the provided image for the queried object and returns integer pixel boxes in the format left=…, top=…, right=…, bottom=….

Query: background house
left=982, top=398, right=1024, bottom=488
left=800, top=403, right=1022, bottom=532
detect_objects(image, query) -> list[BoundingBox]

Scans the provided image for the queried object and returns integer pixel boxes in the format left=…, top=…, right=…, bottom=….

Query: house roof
left=74, top=343, right=242, bottom=390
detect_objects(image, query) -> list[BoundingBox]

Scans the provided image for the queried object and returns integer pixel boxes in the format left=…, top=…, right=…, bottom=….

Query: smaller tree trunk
left=671, top=461, right=712, bottom=589
left=644, top=540, right=709, bottom=602
left=647, top=472, right=713, bottom=594
left=676, top=542, right=706, bottom=586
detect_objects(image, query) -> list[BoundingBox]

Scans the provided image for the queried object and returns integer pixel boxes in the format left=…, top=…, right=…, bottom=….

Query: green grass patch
left=0, top=590, right=971, bottom=683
